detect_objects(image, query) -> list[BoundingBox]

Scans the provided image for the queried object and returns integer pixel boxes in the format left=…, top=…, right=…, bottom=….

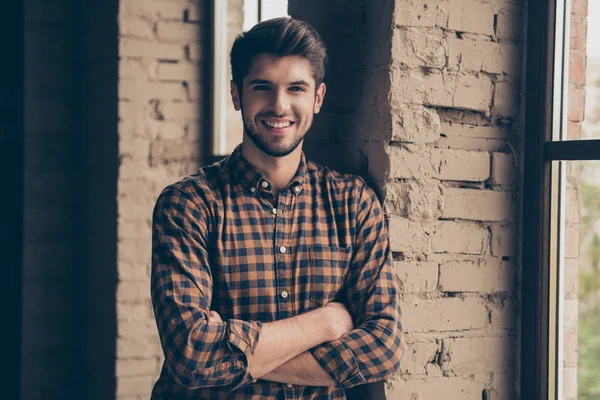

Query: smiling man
left=150, top=17, right=404, bottom=400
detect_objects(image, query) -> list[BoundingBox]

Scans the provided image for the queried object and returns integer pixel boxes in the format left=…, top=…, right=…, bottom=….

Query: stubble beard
left=241, top=109, right=310, bottom=158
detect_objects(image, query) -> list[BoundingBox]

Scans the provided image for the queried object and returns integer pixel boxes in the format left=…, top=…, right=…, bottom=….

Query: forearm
left=261, top=351, right=335, bottom=386
left=249, top=307, right=336, bottom=379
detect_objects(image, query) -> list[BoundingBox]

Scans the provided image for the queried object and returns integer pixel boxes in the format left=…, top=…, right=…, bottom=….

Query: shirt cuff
left=309, top=337, right=364, bottom=388
left=225, top=319, right=262, bottom=393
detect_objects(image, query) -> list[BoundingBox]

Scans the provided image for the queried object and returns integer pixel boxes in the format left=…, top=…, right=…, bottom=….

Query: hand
left=209, top=310, right=223, bottom=322
left=323, top=302, right=353, bottom=341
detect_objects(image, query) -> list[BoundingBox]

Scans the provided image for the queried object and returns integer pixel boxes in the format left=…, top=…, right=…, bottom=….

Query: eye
left=253, top=85, right=271, bottom=91
left=289, top=86, right=305, bottom=92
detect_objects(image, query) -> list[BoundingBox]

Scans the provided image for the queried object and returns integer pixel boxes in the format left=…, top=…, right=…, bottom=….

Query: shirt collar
left=225, top=144, right=306, bottom=194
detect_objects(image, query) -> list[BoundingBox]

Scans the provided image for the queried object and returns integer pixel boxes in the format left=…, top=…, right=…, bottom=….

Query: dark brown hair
left=230, top=17, right=327, bottom=93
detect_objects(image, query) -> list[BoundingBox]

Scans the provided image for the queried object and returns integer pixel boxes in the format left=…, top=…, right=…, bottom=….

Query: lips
left=260, top=119, right=295, bottom=132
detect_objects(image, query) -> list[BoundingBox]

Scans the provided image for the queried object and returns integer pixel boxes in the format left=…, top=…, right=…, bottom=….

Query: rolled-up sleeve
left=151, top=184, right=262, bottom=390
left=308, top=180, right=404, bottom=388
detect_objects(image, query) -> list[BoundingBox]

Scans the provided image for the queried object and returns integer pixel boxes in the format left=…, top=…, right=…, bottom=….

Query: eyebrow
left=247, top=79, right=310, bottom=86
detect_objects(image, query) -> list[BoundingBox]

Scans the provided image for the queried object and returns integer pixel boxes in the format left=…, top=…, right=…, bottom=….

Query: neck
left=241, top=140, right=302, bottom=196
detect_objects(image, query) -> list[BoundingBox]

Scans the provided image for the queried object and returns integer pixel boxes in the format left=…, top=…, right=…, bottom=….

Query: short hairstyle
left=230, top=17, right=328, bottom=93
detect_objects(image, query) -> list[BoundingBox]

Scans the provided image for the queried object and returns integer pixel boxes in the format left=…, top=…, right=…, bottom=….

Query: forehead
left=244, top=54, right=315, bottom=86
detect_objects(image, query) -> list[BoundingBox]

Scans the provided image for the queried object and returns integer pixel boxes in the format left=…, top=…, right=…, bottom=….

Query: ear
left=230, top=80, right=241, bottom=111
left=313, top=82, right=326, bottom=114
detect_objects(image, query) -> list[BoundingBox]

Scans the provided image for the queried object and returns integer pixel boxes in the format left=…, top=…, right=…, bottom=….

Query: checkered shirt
left=150, top=145, right=404, bottom=399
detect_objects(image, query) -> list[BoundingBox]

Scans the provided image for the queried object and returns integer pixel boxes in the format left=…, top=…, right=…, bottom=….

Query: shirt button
left=287, top=383, right=293, bottom=388
left=272, top=208, right=277, bottom=214
left=294, top=186, right=300, bottom=193
left=281, top=291, right=289, bottom=299
left=261, top=181, right=269, bottom=189
left=250, top=187, right=256, bottom=193
left=279, top=246, right=287, bottom=253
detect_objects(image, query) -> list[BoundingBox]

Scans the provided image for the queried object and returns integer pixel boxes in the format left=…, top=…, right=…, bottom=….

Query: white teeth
left=264, top=120, right=292, bottom=128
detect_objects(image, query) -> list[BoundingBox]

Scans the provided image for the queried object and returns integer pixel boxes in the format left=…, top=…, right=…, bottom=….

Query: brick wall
left=116, top=1, right=208, bottom=398
left=22, top=0, right=84, bottom=398
left=563, top=0, right=587, bottom=397
left=290, top=0, right=524, bottom=398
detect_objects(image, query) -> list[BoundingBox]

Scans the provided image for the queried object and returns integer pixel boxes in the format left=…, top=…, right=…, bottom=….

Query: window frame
left=522, top=0, right=600, bottom=398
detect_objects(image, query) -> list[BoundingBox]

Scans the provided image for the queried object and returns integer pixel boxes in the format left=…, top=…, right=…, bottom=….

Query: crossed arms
left=150, top=183, right=404, bottom=390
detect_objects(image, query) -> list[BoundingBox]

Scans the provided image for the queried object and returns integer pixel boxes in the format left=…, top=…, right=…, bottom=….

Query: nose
left=270, top=88, right=291, bottom=116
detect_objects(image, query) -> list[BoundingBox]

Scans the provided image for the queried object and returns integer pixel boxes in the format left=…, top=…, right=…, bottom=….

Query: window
left=210, top=0, right=289, bottom=159
left=523, top=0, right=600, bottom=398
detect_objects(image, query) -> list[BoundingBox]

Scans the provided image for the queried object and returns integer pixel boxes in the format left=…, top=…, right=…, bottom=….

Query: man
left=150, top=17, right=404, bottom=399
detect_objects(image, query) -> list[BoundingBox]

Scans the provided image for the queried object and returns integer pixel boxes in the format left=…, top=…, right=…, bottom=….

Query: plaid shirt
left=150, top=145, right=404, bottom=399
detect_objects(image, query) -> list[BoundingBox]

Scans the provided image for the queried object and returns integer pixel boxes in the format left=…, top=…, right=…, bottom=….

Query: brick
left=388, top=376, right=484, bottom=398
left=439, top=148, right=490, bottom=181
left=448, top=0, right=495, bottom=36
left=117, top=301, right=153, bottom=322
left=489, top=297, right=516, bottom=330
left=491, top=152, right=517, bottom=185
left=567, top=120, right=582, bottom=140
left=118, top=261, right=151, bottom=281
left=439, top=259, right=514, bottom=292
left=402, top=297, right=488, bottom=332
left=392, top=68, right=493, bottom=112
left=491, top=373, right=515, bottom=400
left=391, top=104, right=441, bottom=143
left=395, top=261, right=438, bottom=293
left=385, top=180, right=443, bottom=220
left=392, top=28, right=447, bottom=68
left=564, top=259, right=579, bottom=298
left=157, top=62, right=204, bottom=81
left=119, top=137, right=151, bottom=160
left=117, top=337, right=163, bottom=359
left=490, top=225, right=517, bottom=257
left=495, top=3, right=522, bottom=41
left=119, top=0, right=185, bottom=20
left=393, top=0, right=450, bottom=28
left=440, top=123, right=510, bottom=139
left=565, top=224, right=580, bottom=259
left=159, top=101, right=203, bottom=120
left=185, top=2, right=206, bottom=22
left=563, top=366, right=578, bottom=398
left=570, top=15, right=587, bottom=51
left=186, top=43, right=206, bottom=61
left=118, top=319, right=159, bottom=338
left=493, top=81, right=519, bottom=117
left=157, top=21, right=203, bottom=42
left=120, top=17, right=156, bottom=40
left=116, top=375, right=155, bottom=396
left=442, top=188, right=515, bottom=221
left=572, top=0, right=588, bottom=16
left=116, top=359, right=157, bottom=378
left=563, top=298, right=578, bottom=333
left=388, top=145, right=439, bottom=179
left=563, top=330, right=578, bottom=366
left=432, top=220, right=488, bottom=254
left=568, top=85, right=585, bottom=122
left=120, top=59, right=158, bottom=80
left=389, top=217, right=433, bottom=254
left=117, top=280, right=151, bottom=302
left=118, top=239, right=152, bottom=263
left=119, top=81, right=187, bottom=100
left=120, top=38, right=184, bottom=59
left=398, top=340, right=439, bottom=375
left=448, top=39, right=520, bottom=75
left=444, top=336, right=515, bottom=373
left=569, top=50, right=586, bottom=86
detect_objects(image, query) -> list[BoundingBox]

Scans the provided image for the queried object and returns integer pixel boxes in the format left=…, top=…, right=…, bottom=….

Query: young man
left=150, top=17, right=404, bottom=399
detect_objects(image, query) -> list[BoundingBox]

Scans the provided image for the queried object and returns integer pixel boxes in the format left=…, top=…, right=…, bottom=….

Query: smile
left=262, top=120, right=294, bottom=128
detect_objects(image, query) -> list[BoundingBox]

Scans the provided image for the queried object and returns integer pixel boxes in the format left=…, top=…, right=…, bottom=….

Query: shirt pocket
left=308, top=245, right=353, bottom=306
